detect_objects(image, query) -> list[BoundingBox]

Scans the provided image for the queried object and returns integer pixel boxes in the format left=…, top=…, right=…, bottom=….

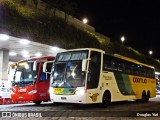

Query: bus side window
left=111, top=59, right=115, bottom=70
left=46, top=62, right=53, bottom=80
left=103, top=55, right=113, bottom=71
left=40, top=72, right=46, bottom=81
left=141, top=67, right=146, bottom=77
left=124, top=61, right=132, bottom=74
left=116, top=59, right=124, bottom=72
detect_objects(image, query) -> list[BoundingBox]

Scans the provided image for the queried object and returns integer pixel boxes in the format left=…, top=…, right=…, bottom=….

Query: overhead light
left=9, top=52, right=17, bottom=56
left=155, top=72, right=160, bottom=75
left=35, top=52, right=42, bottom=57
left=0, top=34, right=10, bottom=41
left=21, top=50, right=29, bottom=58
left=22, top=54, right=30, bottom=58
left=19, top=39, right=30, bottom=45
left=21, top=50, right=29, bottom=54
left=51, top=47, right=59, bottom=51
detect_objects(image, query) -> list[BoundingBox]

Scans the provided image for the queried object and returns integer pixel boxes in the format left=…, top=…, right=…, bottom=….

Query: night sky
left=73, top=0, right=160, bottom=59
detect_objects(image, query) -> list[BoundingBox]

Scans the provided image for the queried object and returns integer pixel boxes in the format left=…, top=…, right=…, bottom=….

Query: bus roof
left=58, top=48, right=105, bottom=54
left=18, top=56, right=55, bottom=63
left=114, top=54, right=155, bottom=69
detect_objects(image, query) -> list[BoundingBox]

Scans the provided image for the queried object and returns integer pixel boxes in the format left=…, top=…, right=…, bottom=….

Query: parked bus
left=45, top=48, right=156, bottom=107
left=10, top=56, right=55, bottom=104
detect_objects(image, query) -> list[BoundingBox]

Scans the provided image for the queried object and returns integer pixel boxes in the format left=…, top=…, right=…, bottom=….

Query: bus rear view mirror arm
left=43, top=61, right=54, bottom=73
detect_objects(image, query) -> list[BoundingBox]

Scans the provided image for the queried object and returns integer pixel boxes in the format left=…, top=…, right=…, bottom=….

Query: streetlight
left=82, top=18, right=88, bottom=24
left=120, top=36, right=125, bottom=46
left=149, top=50, right=153, bottom=56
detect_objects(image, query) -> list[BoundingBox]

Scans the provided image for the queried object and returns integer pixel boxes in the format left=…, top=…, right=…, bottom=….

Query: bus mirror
left=7, top=63, right=16, bottom=74
left=82, top=59, right=88, bottom=71
left=33, top=61, right=37, bottom=71
left=43, top=61, right=54, bottom=73
left=43, top=62, right=47, bottom=73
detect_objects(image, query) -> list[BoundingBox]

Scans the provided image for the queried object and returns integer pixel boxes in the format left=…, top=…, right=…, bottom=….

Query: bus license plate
left=61, top=97, right=66, bottom=100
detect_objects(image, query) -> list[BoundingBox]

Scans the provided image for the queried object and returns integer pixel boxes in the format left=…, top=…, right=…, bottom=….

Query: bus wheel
left=141, top=91, right=147, bottom=103
left=33, top=100, right=42, bottom=105
left=102, top=91, right=111, bottom=107
left=146, top=91, right=150, bottom=102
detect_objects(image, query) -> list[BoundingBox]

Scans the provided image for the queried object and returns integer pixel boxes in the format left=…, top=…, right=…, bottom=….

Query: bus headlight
left=76, top=89, right=85, bottom=95
left=28, top=89, right=37, bottom=94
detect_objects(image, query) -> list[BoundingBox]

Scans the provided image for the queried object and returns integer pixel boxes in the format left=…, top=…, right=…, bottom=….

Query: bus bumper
left=11, top=93, right=50, bottom=101
left=50, top=93, right=87, bottom=104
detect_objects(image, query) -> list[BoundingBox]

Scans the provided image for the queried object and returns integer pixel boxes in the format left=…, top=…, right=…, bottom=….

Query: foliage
left=32, top=0, right=38, bottom=8
left=4, top=0, right=35, bottom=18
left=86, top=30, right=108, bottom=48
left=0, top=0, right=100, bottom=49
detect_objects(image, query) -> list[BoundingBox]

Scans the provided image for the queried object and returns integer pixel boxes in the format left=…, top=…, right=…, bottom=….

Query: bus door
left=37, top=61, right=54, bottom=100
left=86, top=51, right=102, bottom=103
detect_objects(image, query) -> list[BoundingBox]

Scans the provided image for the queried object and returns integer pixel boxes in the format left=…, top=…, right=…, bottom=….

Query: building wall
left=14, top=0, right=110, bottom=43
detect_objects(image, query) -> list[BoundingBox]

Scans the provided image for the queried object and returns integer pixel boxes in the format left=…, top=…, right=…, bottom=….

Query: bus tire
left=102, top=91, right=111, bottom=107
left=146, top=91, right=150, bottom=102
left=33, top=100, right=42, bottom=105
left=141, top=91, right=147, bottom=103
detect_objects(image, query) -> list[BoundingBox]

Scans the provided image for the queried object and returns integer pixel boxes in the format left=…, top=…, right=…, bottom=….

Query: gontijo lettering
left=133, top=77, right=147, bottom=83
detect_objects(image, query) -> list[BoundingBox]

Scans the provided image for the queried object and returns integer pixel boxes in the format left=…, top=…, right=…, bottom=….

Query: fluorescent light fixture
left=21, top=50, right=29, bottom=54
left=22, top=54, right=30, bottom=58
left=35, top=52, right=42, bottom=57
left=9, top=52, right=17, bottom=56
left=21, top=50, right=29, bottom=58
left=51, top=46, right=59, bottom=51
left=19, top=39, right=30, bottom=45
left=0, top=34, right=10, bottom=41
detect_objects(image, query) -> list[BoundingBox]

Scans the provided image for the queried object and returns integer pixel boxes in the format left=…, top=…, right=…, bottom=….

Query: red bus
left=10, top=56, right=55, bottom=104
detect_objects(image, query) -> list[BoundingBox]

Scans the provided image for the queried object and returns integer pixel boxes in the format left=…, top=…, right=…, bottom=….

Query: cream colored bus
left=45, top=48, right=156, bottom=107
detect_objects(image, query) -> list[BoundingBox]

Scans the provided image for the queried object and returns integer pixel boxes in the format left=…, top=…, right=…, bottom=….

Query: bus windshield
left=12, top=61, right=39, bottom=86
left=51, top=51, right=88, bottom=88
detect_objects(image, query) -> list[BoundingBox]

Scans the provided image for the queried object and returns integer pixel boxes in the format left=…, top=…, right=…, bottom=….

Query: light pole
left=121, top=36, right=125, bottom=46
